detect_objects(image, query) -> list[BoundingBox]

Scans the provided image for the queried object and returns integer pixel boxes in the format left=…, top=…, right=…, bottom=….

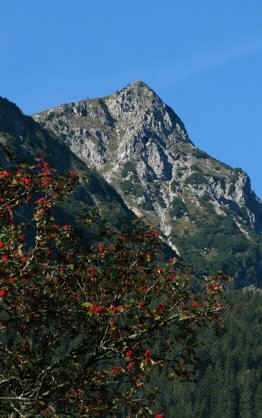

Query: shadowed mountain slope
left=0, top=96, right=155, bottom=255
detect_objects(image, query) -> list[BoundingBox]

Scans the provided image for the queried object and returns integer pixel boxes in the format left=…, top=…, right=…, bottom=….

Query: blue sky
left=1, top=1, right=262, bottom=197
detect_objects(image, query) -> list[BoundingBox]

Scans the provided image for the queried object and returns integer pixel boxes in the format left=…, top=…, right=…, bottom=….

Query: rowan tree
left=0, top=159, right=231, bottom=417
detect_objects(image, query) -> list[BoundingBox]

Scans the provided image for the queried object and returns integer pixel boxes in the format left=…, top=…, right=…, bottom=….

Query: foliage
left=185, top=172, right=208, bottom=186
left=120, top=180, right=144, bottom=197
left=140, top=197, right=154, bottom=211
left=171, top=212, right=260, bottom=286
left=159, top=288, right=262, bottom=417
left=121, top=162, right=136, bottom=178
left=169, top=198, right=187, bottom=219
left=0, top=159, right=231, bottom=416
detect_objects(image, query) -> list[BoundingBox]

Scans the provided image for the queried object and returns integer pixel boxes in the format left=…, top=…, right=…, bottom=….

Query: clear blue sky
left=1, top=1, right=262, bottom=197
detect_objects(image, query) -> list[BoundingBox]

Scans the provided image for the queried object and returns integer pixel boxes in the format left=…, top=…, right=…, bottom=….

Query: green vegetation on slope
left=153, top=288, right=262, bottom=418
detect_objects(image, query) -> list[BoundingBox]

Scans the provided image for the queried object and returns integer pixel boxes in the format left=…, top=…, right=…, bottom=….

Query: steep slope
left=0, top=96, right=144, bottom=252
left=33, top=81, right=262, bottom=287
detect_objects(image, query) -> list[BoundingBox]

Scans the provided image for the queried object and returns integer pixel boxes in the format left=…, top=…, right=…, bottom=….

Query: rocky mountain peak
left=33, top=81, right=192, bottom=173
left=32, top=83, right=262, bottom=286
left=104, top=80, right=192, bottom=145
left=111, top=79, right=160, bottom=106
left=118, top=79, right=154, bottom=94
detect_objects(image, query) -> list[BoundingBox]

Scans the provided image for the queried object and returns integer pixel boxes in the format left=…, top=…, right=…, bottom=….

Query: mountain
left=32, top=81, right=262, bottom=287
left=0, top=96, right=146, bottom=253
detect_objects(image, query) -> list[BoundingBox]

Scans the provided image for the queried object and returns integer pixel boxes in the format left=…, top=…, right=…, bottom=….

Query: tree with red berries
left=0, top=159, right=231, bottom=417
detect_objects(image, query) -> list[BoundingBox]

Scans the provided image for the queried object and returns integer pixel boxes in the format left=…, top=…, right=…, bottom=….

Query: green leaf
left=81, top=301, right=92, bottom=308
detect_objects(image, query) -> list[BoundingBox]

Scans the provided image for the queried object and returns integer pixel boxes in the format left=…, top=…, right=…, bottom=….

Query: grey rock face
left=33, top=81, right=191, bottom=171
left=33, top=81, right=262, bottom=286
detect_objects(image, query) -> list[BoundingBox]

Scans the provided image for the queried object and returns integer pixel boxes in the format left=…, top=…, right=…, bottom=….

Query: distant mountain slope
left=0, top=96, right=145, bottom=253
left=33, top=81, right=262, bottom=287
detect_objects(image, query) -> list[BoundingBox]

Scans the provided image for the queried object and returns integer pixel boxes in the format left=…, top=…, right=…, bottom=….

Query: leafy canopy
left=0, top=159, right=231, bottom=417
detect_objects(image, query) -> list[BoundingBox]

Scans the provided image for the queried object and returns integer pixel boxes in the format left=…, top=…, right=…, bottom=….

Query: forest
left=160, top=287, right=262, bottom=418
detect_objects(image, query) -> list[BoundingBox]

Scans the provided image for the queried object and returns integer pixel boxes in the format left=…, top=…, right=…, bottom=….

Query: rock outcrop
left=32, top=81, right=262, bottom=286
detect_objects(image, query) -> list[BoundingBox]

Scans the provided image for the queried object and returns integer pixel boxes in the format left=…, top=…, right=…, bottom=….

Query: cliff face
left=32, top=81, right=262, bottom=286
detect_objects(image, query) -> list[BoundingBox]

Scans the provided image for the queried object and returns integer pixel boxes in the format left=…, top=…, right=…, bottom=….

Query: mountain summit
left=33, top=80, right=192, bottom=171
left=1, top=82, right=261, bottom=287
